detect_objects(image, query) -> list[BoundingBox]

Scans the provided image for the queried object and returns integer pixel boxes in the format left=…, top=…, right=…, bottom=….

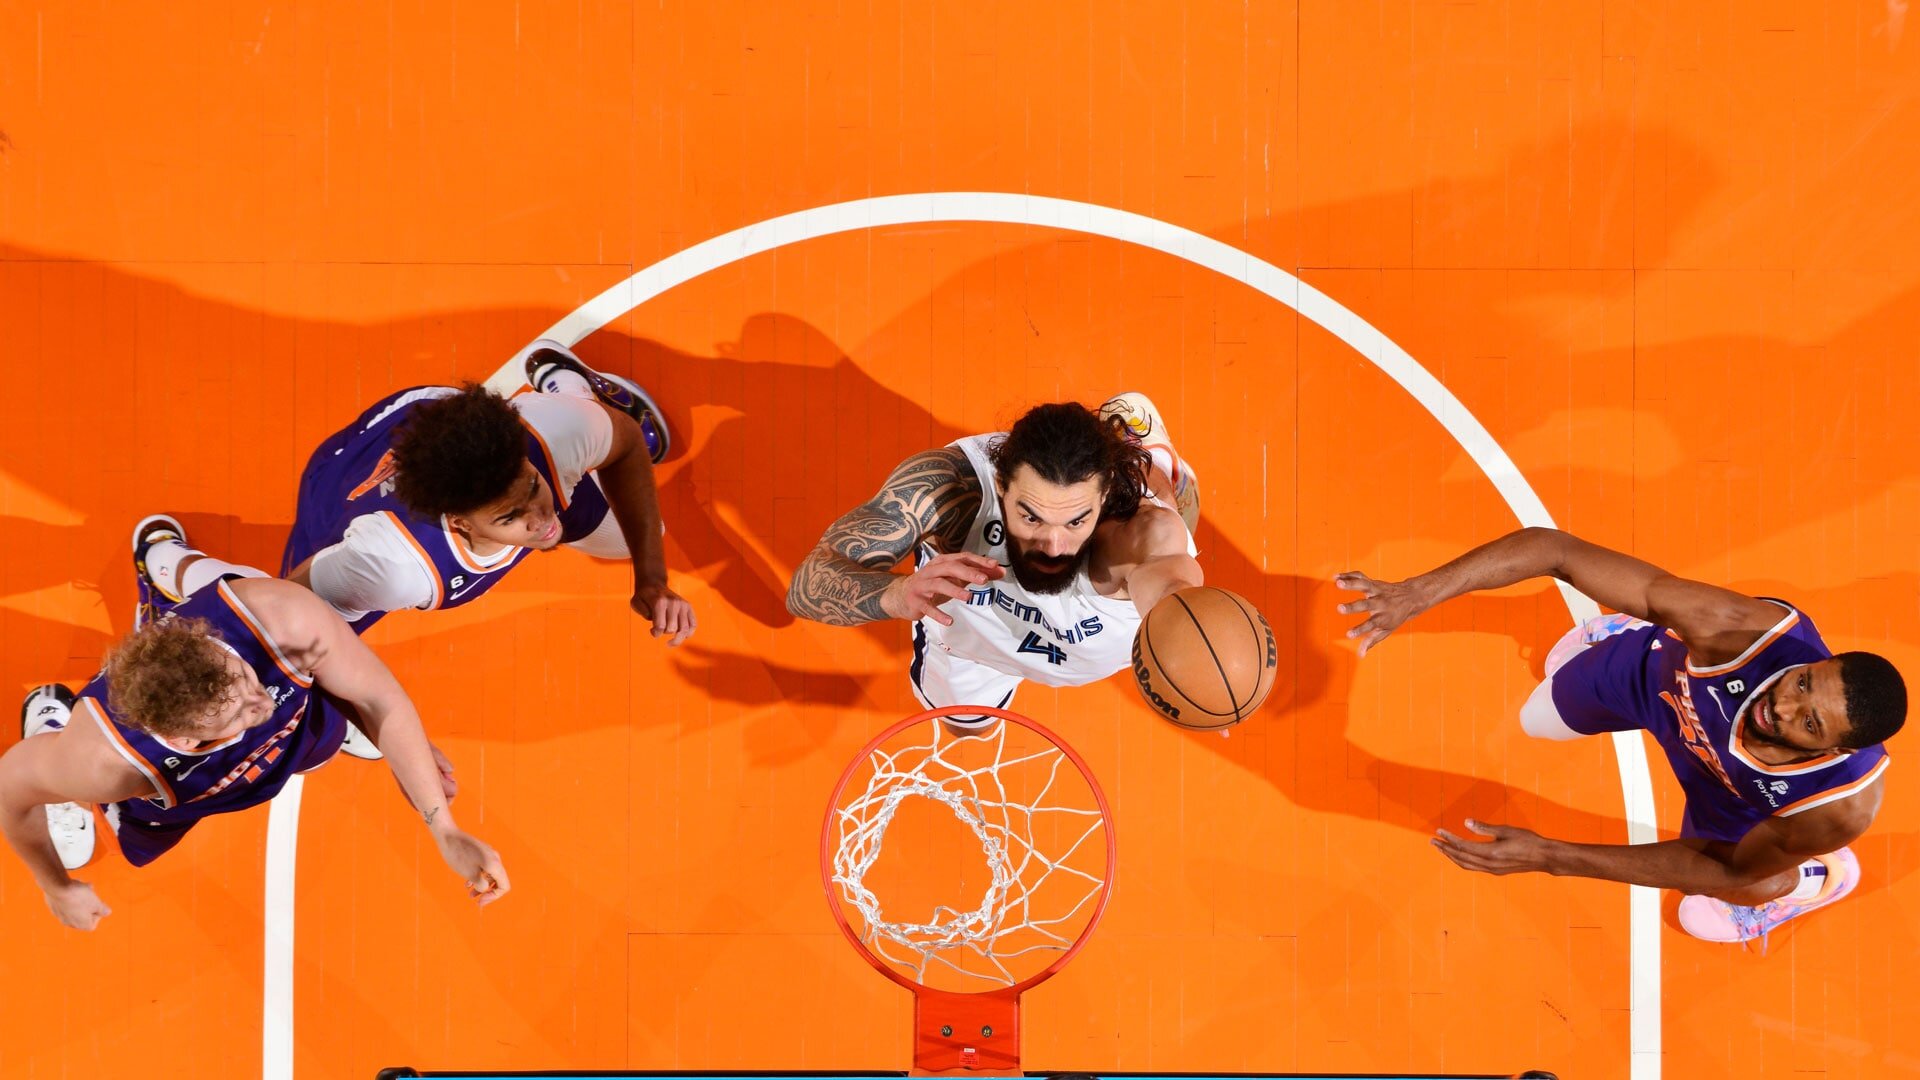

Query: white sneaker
left=20, top=685, right=96, bottom=870
left=1098, top=392, right=1199, bottom=533
left=338, top=721, right=384, bottom=760
left=132, top=513, right=191, bottom=629
left=517, top=338, right=672, bottom=463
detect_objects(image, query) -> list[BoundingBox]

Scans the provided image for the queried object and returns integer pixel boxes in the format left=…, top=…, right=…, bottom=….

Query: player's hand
left=632, top=582, right=696, bottom=646
left=1334, top=571, right=1429, bottom=657
left=44, top=879, right=111, bottom=930
left=884, top=553, right=1005, bottom=626
left=1431, top=819, right=1553, bottom=876
left=433, top=827, right=511, bottom=907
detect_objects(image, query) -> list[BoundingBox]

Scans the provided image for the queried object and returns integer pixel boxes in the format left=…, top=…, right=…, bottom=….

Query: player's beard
left=1006, top=535, right=1091, bottom=595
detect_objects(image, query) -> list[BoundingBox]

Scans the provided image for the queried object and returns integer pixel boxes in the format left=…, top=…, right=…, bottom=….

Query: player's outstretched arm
left=1431, top=778, right=1879, bottom=900
left=1119, top=506, right=1204, bottom=618
left=786, top=448, right=1001, bottom=626
left=1336, top=527, right=1783, bottom=660
left=0, top=719, right=152, bottom=929
left=233, top=578, right=511, bottom=907
left=592, top=404, right=695, bottom=645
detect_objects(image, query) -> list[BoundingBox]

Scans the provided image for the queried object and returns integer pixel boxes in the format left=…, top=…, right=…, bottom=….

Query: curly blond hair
left=105, top=617, right=241, bottom=737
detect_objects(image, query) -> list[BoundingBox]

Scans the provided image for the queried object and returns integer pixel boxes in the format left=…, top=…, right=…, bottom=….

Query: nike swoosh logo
left=1704, top=685, right=1734, bottom=722
left=173, top=759, right=207, bottom=782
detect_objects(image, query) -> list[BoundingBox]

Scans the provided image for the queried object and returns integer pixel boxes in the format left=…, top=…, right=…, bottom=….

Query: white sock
left=1787, top=860, right=1828, bottom=901
left=178, top=557, right=269, bottom=598
left=537, top=368, right=593, bottom=399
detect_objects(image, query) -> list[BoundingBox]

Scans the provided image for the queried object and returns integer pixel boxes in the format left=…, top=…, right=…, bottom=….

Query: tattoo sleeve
left=786, top=448, right=980, bottom=625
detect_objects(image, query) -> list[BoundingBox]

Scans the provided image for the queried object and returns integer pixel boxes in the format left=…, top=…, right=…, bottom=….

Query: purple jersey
left=1551, top=601, right=1889, bottom=843
left=282, top=386, right=612, bottom=628
left=80, top=579, right=348, bottom=866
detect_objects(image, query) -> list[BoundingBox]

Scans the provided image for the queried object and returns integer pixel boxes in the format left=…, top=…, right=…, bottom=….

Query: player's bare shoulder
left=225, top=577, right=338, bottom=668
left=835, top=446, right=982, bottom=561
left=899, top=446, right=982, bottom=554
left=1097, top=501, right=1189, bottom=565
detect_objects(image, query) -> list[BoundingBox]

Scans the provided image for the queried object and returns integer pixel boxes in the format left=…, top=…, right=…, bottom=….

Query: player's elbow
left=784, top=558, right=821, bottom=619
left=1517, top=525, right=1570, bottom=551
left=1167, top=555, right=1205, bottom=592
left=1515, top=527, right=1574, bottom=579
left=0, top=749, right=57, bottom=817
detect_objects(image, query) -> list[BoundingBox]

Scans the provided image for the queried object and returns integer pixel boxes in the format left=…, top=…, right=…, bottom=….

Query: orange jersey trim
left=1776, top=756, right=1890, bottom=817
left=519, top=417, right=571, bottom=511
left=1685, top=604, right=1800, bottom=677
left=379, top=510, right=446, bottom=609
left=82, top=697, right=174, bottom=808
left=216, top=581, right=315, bottom=688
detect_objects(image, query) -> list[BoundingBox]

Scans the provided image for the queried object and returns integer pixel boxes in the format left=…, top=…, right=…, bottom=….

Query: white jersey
left=916, top=434, right=1196, bottom=689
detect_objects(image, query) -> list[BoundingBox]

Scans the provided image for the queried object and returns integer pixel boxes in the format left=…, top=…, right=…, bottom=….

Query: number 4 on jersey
left=1018, top=631, right=1068, bottom=665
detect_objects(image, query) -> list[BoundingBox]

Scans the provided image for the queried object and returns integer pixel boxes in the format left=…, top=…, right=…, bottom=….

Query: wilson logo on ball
left=1131, top=636, right=1182, bottom=720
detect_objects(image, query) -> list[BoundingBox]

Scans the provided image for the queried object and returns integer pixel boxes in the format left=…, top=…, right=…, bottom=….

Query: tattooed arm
left=787, top=448, right=1003, bottom=626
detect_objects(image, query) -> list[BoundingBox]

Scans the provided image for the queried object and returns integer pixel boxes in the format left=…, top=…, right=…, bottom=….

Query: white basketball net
left=829, top=718, right=1110, bottom=988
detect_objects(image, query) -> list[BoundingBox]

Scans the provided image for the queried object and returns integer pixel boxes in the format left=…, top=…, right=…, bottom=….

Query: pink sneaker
left=1543, top=612, right=1649, bottom=676
left=1677, top=847, right=1860, bottom=946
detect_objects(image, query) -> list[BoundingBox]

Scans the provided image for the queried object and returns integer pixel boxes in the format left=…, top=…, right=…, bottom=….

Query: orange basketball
left=1130, top=586, right=1278, bottom=730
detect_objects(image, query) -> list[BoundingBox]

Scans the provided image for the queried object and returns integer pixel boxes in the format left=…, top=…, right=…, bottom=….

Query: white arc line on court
left=263, top=773, right=302, bottom=1077
left=265, top=191, right=1661, bottom=1080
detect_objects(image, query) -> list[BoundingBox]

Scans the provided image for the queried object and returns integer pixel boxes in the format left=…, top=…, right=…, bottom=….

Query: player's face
left=999, top=464, right=1102, bottom=595
left=458, top=459, right=563, bottom=551
left=1748, top=661, right=1855, bottom=753
left=189, top=655, right=278, bottom=744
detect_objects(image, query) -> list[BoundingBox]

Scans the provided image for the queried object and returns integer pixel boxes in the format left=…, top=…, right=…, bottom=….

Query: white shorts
left=563, top=474, right=633, bottom=559
left=909, top=621, right=1022, bottom=727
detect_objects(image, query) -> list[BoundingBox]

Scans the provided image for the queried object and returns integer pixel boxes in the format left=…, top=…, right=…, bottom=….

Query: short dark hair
left=389, top=384, right=527, bottom=518
left=1835, top=651, right=1906, bottom=749
left=989, top=402, right=1151, bottom=522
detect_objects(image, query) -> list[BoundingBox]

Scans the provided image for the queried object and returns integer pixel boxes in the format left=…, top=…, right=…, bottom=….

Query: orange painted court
left=3, top=3, right=1919, bottom=1078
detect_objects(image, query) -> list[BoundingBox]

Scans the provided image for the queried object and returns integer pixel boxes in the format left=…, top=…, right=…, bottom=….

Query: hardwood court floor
left=2, top=3, right=1918, bottom=1078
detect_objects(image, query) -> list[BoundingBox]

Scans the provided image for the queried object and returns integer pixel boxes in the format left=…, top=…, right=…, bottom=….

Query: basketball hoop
left=821, top=706, right=1117, bottom=1074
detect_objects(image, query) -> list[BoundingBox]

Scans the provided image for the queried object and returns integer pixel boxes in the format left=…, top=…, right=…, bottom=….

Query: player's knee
left=1518, top=678, right=1584, bottom=741
left=1704, top=868, right=1797, bottom=906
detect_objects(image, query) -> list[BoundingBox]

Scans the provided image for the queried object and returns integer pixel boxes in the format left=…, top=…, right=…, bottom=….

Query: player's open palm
left=887, top=552, right=1004, bottom=625
left=1334, top=571, right=1429, bottom=656
left=45, top=879, right=111, bottom=930
left=434, top=828, right=511, bottom=907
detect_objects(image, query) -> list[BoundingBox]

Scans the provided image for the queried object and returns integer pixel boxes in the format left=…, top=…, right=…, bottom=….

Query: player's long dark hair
left=988, top=402, right=1151, bottom=522
left=390, top=383, right=527, bottom=518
